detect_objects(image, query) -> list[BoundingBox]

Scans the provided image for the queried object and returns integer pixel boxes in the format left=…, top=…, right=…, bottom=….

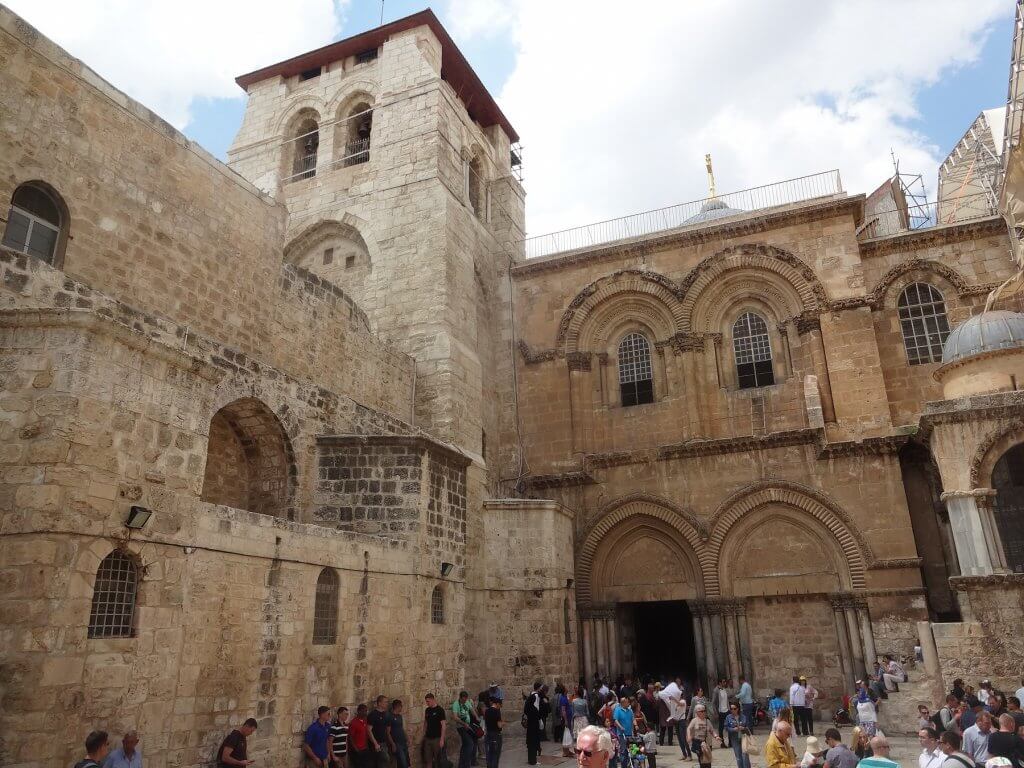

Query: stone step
left=876, top=672, right=945, bottom=735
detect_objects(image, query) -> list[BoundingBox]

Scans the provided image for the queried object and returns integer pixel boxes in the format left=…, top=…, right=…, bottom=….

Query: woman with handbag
left=725, top=702, right=754, bottom=768
left=686, top=704, right=722, bottom=768
left=557, top=685, right=574, bottom=757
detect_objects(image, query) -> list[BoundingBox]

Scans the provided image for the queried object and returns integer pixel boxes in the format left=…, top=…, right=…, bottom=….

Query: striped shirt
left=330, top=721, right=349, bottom=757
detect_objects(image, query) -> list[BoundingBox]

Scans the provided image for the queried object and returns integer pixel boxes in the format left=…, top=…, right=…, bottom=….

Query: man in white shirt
left=789, top=677, right=808, bottom=736
left=962, top=711, right=994, bottom=764
left=800, top=676, right=818, bottom=736
left=1015, top=679, right=1024, bottom=706
left=918, top=727, right=944, bottom=768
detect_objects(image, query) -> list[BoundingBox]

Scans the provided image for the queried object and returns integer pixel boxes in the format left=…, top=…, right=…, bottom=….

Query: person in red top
left=349, top=704, right=371, bottom=768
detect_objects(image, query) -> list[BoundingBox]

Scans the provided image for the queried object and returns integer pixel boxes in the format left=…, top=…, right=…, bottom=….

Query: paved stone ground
left=492, top=732, right=923, bottom=768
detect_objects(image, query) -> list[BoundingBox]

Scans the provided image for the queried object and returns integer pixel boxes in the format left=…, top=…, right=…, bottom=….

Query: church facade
left=2, top=7, right=1024, bottom=768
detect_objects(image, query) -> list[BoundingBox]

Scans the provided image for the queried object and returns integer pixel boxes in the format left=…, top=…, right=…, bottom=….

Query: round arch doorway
left=579, top=506, right=705, bottom=685
left=993, top=443, right=1024, bottom=573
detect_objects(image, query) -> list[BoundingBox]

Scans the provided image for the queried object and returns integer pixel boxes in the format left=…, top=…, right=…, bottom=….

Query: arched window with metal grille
left=898, top=282, right=951, bottom=365
left=733, top=312, right=775, bottom=389
left=618, top=332, right=654, bottom=406
left=431, top=584, right=445, bottom=625
left=87, top=550, right=138, bottom=639
left=312, top=568, right=339, bottom=645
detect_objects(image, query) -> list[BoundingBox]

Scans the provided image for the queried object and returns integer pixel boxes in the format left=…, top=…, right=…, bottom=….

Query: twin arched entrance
left=576, top=486, right=874, bottom=697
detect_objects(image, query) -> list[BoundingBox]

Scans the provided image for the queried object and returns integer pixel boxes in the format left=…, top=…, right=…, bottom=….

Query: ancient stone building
left=3, top=5, right=1024, bottom=768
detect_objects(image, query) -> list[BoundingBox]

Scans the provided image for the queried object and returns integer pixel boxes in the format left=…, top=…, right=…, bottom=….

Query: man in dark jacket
left=525, top=682, right=544, bottom=765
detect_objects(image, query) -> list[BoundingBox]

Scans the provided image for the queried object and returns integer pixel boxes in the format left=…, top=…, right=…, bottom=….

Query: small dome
left=683, top=197, right=744, bottom=224
left=941, top=310, right=1024, bottom=364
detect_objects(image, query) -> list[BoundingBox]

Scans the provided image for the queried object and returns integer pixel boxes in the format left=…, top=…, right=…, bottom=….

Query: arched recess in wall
left=972, top=421, right=1024, bottom=573
left=200, top=397, right=297, bottom=520
left=679, top=244, right=827, bottom=333
left=557, top=269, right=684, bottom=353
left=706, top=482, right=870, bottom=597
left=868, top=259, right=973, bottom=310
left=576, top=494, right=707, bottom=604
left=334, top=90, right=375, bottom=167
left=281, top=107, right=323, bottom=183
left=283, top=217, right=375, bottom=302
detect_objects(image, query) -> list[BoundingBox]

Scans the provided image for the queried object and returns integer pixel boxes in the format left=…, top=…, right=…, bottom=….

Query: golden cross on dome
left=705, top=153, right=717, bottom=199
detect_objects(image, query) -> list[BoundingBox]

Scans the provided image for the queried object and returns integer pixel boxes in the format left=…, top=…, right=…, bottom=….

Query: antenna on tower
left=705, top=153, right=717, bottom=199
left=380, top=0, right=385, bottom=25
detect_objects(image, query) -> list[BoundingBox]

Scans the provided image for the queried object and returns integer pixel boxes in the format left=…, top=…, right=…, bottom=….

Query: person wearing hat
left=800, top=736, right=823, bottom=768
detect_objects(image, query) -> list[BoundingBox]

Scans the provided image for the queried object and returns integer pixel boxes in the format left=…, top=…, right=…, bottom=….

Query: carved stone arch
left=869, top=259, right=972, bottom=309
left=328, top=80, right=379, bottom=119
left=678, top=244, right=827, bottom=331
left=706, top=481, right=870, bottom=596
left=275, top=99, right=326, bottom=136
left=582, top=295, right=677, bottom=353
left=971, top=419, right=1024, bottom=488
left=695, top=272, right=804, bottom=334
left=284, top=215, right=378, bottom=267
left=576, top=493, right=707, bottom=604
left=557, top=270, right=684, bottom=352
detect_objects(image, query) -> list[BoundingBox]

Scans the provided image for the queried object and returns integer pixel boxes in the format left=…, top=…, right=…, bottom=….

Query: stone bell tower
left=226, top=10, right=525, bottom=463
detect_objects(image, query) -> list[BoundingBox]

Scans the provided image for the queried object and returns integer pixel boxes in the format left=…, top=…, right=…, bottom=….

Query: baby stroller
left=755, top=699, right=770, bottom=726
left=832, top=695, right=854, bottom=727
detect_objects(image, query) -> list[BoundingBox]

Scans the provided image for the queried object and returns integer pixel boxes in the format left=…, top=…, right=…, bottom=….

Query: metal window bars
left=312, top=568, right=339, bottom=645
left=87, top=550, right=138, bottom=638
left=342, top=137, right=371, bottom=167
left=898, top=283, right=951, bottom=366
left=430, top=585, right=444, bottom=625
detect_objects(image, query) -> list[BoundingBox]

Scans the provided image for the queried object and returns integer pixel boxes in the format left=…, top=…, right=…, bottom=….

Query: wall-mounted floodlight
left=125, top=506, right=153, bottom=530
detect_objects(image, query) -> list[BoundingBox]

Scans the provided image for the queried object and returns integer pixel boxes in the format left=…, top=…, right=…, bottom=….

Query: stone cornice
left=511, top=196, right=864, bottom=278
left=933, top=346, right=1024, bottom=381
left=867, top=557, right=923, bottom=570
left=521, top=428, right=907, bottom=486
left=919, top=392, right=1024, bottom=431
left=949, top=572, right=1024, bottom=589
left=857, top=216, right=1006, bottom=257
left=862, top=587, right=927, bottom=598
left=316, top=434, right=472, bottom=467
left=0, top=308, right=225, bottom=382
left=482, top=498, right=575, bottom=521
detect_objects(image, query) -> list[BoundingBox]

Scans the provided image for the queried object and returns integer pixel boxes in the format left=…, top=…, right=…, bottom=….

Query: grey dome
left=683, top=197, right=744, bottom=224
left=941, top=310, right=1024, bottom=364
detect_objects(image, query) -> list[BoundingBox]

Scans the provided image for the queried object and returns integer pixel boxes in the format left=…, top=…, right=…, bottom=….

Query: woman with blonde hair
left=771, top=707, right=793, bottom=734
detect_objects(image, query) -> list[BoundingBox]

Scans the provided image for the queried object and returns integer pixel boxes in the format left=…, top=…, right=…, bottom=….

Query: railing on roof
left=518, top=169, right=844, bottom=260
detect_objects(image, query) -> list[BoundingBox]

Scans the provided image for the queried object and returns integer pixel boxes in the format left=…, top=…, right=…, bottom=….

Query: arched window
left=563, top=598, right=571, bottom=644
left=430, top=584, right=445, bottom=625
left=898, top=283, right=951, bottom=365
left=733, top=312, right=775, bottom=389
left=618, top=332, right=654, bottom=406
left=290, top=117, right=319, bottom=181
left=993, top=443, right=1024, bottom=573
left=343, top=102, right=372, bottom=166
left=87, top=550, right=138, bottom=638
left=3, top=182, right=65, bottom=265
left=312, top=568, right=339, bottom=645
left=467, top=157, right=484, bottom=219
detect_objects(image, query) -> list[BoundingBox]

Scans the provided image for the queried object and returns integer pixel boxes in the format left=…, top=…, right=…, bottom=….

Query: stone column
left=582, top=617, right=594, bottom=680
left=943, top=491, right=997, bottom=576
left=710, top=606, right=727, bottom=682
left=692, top=602, right=708, bottom=688
left=598, top=354, right=610, bottom=407
left=736, top=603, right=753, bottom=685
left=855, top=599, right=877, bottom=671
left=567, top=353, right=592, bottom=454
left=701, top=611, right=716, bottom=686
left=976, top=491, right=1009, bottom=572
left=829, top=598, right=856, bottom=692
left=844, top=605, right=866, bottom=678
left=724, top=607, right=740, bottom=682
left=797, top=317, right=836, bottom=424
left=607, top=617, right=620, bottom=677
left=595, top=614, right=609, bottom=676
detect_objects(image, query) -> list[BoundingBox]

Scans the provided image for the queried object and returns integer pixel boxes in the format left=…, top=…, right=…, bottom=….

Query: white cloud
left=5, top=0, right=346, bottom=129
left=447, top=0, right=1010, bottom=236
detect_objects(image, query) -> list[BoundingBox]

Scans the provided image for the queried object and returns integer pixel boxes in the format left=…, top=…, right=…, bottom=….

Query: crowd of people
left=70, top=673, right=1024, bottom=768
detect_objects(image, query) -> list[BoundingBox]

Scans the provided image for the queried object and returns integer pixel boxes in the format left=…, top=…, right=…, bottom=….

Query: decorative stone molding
left=866, top=258, right=974, bottom=309
left=949, top=572, right=1024, bottom=590
left=794, top=313, right=821, bottom=335
left=862, top=587, right=927, bottom=597
left=706, top=481, right=871, bottom=594
left=575, top=493, right=707, bottom=604
left=866, top=557, right=923, bottom=570
left=658, top=429, right=818, bottom=460
left=857, top=216, right=1004, bottom=257
left=678, top=243, right=827, bottom=331
left=566, top=351, right=592, bottom=371
left=970, top=418, right=1024, bottom=487
left=517, top=339, right=560, bottom=365
left=827, top=592, right=868, bottom=610
left=578, top=606, right=616, bottom=620
left=522, top=471, right=596, bottom=489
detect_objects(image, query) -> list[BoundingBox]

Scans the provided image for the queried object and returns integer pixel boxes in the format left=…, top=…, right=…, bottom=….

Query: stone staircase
left=876, top=669, right=945, bottom=735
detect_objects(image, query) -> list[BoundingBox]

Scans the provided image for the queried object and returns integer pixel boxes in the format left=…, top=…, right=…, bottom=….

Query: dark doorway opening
left=630, top=600, right=698, bottom=685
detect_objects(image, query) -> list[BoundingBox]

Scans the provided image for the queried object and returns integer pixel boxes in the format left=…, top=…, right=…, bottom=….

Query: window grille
left=290, top=122, right=319, bottom=182
left=312, top=568, right=339, bottom=645
left=299, top=67, right=321, bottom=82
left=430, top=584, right=444, bottom=625
left=618, top=332, right=654, bottom=406
left=355, top=48, right=378, bottom=64
left=3, top=184, right=61, bottom=264
left=898, top=282, right=951, bottom=365
left=733, top=312, right=775, bottom=389
left=87, top=550, right=138, bottom=638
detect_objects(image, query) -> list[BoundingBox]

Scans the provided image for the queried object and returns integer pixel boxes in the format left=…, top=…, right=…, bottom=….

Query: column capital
left=828, top=592, right=867, bottom=611
left=579, top=605, right=615, bottom=620
left=566, top=351, right=592, bottom=371
left=693, top=597, right=746, bottom=615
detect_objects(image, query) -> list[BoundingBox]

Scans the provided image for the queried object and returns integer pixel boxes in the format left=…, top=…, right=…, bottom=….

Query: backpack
left=931, top=709, right=947, bottom=734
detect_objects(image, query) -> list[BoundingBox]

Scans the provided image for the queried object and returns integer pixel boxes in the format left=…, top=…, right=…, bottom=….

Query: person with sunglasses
left=725, top=701, right=753, bottom=768
left=575, top=726, right=614, bottom=768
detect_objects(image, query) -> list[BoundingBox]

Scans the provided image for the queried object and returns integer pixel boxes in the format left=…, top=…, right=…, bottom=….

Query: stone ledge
left=482, top=497, right=575, bottom=520
left=949, top=572, right=1024, bottom=590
